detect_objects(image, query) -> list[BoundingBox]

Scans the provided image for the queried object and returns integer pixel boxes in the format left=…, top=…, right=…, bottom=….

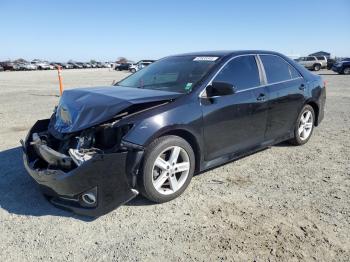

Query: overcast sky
left=1, top=0, right=349, bottom=62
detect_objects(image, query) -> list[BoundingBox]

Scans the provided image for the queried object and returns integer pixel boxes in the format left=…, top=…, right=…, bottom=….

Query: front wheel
left=343, top=67, right=350, bottom=75
left=289, top=105, right=315, bottom=145
left=139, top=135, right=195, bottom=203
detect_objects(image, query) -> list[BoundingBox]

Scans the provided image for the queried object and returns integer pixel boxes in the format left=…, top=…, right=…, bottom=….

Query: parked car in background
left=50, top=62, right=59, bottom=69
left=102, top=62, right=110, bottom=68
left=32, top=61, right=51, bottom=70
left=22, top=50, right=326, bottom=216
left=63, top=63, right=73, bottom=69
left=96, top=62, right=104, bottom=68
left=296, top=56, right=322, bottom=71
left=115, top=63, right=131, bottom=71
left=315, top=56, right=327, bottom=69
left=332, top=58, right=350, bottom=75
left=76, top=62, right=86, bottom=68
left=129, top=60, right=155, bottom=73
left=68, top=62, right=83, bottom=69
left=0, top=61, right=19, bottom=71
left=18, top=62, right=37, bottom=70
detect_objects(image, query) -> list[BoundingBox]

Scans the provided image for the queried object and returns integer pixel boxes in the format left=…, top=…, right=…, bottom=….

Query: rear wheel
left=343, top=67, right=350, bottom=75
left=313, top=64, right=321, bottom=71
left=289, top=105, right=315, bottom=145
left=131, top=68, right=136, bottom=73
left=139, top=135, right=195, bottom=203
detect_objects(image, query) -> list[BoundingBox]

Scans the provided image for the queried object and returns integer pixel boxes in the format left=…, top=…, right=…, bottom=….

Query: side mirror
left=206, top=81, right=235, bottom=97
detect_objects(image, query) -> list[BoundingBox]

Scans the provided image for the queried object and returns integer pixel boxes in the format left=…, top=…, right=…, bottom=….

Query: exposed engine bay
left=32, top=100, right=168, bottom=171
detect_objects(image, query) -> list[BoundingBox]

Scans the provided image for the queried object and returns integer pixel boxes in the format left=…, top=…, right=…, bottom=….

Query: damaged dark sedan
left=22, top=51, right=326, bottom=217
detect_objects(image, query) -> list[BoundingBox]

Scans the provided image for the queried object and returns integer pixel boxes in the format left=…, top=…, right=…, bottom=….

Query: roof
left=172, top=50, right=282, bottom=58
left=309, top=51, right=330, bottom=56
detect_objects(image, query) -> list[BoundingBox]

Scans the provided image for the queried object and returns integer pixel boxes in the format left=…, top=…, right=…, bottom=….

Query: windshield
left=117, top=56, right=219, bottom=93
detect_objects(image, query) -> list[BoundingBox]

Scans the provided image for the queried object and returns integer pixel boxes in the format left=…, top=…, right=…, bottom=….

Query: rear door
left=201, top=55, right=269, bottom=161
left=258, top=54, right=305, bottom=142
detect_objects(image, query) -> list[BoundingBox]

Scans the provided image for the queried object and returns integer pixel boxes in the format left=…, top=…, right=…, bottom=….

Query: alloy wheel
left=152, top=146, right=190, bottom=195
left=343, top=67, right=350, bottom=75
left=298, top=110, right=313, bottom=140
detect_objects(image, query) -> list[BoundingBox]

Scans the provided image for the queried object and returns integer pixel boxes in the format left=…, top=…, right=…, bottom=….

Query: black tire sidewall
left=139, top=135, right=195, bottom=203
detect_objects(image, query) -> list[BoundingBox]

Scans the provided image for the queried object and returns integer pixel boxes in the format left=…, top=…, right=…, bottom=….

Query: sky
left=0, top=0, right=349, bottom=62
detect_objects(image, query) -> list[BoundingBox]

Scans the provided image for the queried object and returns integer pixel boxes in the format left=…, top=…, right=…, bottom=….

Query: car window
left=306, top=57, right=316, bottom=61
left=260, top=55, right=299, bottom=83
left=213, top=55, right=260, bottom=91
left=118, top=56, right=218, bottom=93
left=289, top=65, right=301, bottom=79
left=317, top=56, right=325, bottom=61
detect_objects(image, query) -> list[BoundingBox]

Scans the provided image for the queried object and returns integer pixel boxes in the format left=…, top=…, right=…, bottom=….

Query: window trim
left=199, top=54, right=263, bottom=98
left=258, top=54, right=302, bottom=85
left=199, top=53, right=303, bottom=98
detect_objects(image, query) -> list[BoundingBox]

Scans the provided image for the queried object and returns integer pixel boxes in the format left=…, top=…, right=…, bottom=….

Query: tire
left=313, top=64, right=321, bottom=71
left=343, top=67, right=350, bottom=75
left=289, top=105, right=315, bottom=145
left=131, top=68, right=136, bottom=73
left=139, top=135, right=195, bottom=203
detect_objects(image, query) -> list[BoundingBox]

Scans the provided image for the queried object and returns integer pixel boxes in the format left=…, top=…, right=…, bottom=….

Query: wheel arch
left=156, top=129, right=202, bottom=174
left=305, top=100, right=320, bottom=126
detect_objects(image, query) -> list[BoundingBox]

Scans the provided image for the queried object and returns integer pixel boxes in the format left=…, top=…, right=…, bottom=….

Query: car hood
left=52, top=86, right=182, bottom=133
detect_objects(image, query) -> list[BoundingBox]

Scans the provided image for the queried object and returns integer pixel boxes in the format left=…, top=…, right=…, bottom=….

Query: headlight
left=58, top=105, right=72, bottom=125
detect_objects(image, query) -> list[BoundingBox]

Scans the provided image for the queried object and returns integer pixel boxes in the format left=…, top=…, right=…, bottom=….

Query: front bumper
left=22, top=119, right=142, bottom=217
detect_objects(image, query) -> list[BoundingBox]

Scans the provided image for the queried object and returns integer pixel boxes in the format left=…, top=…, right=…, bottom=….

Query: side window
left=213, top=55, right=260, bottom=91
left=306, top=57, right=315, bottom=61
left=260, top=55, right=299, bottom=83
left=289, top=65, right=301, bottom=79
left=317, top=56, right=325, bottom=61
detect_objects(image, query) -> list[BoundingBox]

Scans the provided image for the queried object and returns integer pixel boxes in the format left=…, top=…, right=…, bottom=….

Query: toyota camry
left=22, top=51, right=326, bottom=216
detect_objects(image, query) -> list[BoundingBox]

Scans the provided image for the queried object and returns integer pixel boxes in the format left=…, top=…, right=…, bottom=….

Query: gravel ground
left=0, top=69, right=349, bottom=261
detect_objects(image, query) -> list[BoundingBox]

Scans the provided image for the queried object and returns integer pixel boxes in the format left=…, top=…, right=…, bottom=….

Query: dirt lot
left=0, top=69, right=349, bottom=261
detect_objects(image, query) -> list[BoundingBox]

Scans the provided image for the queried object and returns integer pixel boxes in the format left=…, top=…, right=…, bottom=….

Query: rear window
left=260, top=55, right=300, bottom=83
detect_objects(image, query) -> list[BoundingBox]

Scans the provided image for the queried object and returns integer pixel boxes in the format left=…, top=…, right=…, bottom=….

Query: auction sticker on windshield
left=193, top=57, right=219, bottom=61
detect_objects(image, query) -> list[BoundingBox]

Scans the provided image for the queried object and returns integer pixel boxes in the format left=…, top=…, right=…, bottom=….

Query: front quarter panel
left=122, top=97, right=203, bottom=148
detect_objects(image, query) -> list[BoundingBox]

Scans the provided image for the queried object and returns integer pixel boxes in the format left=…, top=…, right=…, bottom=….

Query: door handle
left=256, top=93, right=266, bottom=101
left=299, top=84, right=306, bottom=90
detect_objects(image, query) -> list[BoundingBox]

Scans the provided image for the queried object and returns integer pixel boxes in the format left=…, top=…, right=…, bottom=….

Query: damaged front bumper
left=21, top=119, right=143, bottom=217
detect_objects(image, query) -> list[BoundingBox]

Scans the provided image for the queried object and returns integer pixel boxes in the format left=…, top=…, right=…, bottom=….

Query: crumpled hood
left=52, top=86, right=182, bottom=133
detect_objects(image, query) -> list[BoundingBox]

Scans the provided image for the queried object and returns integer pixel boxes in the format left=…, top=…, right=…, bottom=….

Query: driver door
left=201, top=55, right=269, bottom=161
